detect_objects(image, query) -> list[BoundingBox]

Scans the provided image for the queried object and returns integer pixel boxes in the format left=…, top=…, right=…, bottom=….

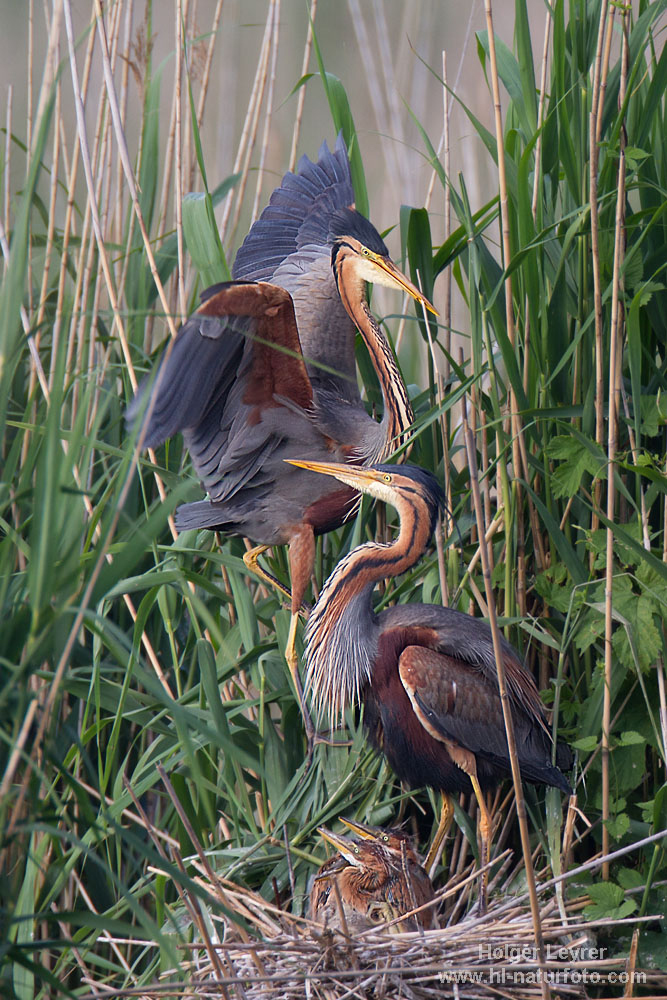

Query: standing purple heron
left=287, top=459, right=573, bottom=910
left=128, top=136, right=435, bottom=743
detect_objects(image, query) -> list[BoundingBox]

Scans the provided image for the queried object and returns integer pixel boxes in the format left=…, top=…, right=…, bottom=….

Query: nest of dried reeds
left=88, top=845, right=666, bottom=1000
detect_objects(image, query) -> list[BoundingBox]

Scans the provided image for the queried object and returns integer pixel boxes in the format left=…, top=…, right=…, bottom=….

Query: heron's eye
left=382, top=474, right=392, bottom=483
left=361, top=246, right=371, bottom=257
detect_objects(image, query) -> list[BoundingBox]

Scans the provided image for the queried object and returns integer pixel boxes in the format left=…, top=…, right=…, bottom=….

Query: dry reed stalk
left=288, top=0, right=318, bottom=172
left=175, top=849, right=235, bottom=1000
left=462, top=391, right=549, bottom=1000
left=250, top=0, right=280, bottom=226
left=430, top=54, right=452, bottom=609
left=112, top=3, right=133, bottom=248
left=3, top=85, right=10, bottom=238
left=483, top=0, right=526, bottom=622
left=658, top=659, right=667, bottom=765
left=55, top=7, right=97, bottom=389
left=596, top=4, right=616, bottom=146
left=223, top=4, right=273, bottom=246
left=18, top=77, right=59, bottom=483
left=128, top=777, right=237, bottom=999
left=346, top=1, right=391, bottom=191
left=65, top=3, right=137, bottom=382
left=7, top=4, right=209, bottom=836
left=27, top=0, right=33, bottom=153
left=103, top=848, right=667, bottom=1000
left=602, top=4, right=629, bottom=879
left=70, top=869, right=134, bottom=978
left=63, top=42, right=104, bottom=389
left=91, top=1, right=178, bottom=343
left=72, top=1, right=125, bottom=416
left=0, top=699, right=39, bottom=800
left=157, top=765, right=268, bottom=984
left=372, top=0, right=406, bottom=199
left=625, top=926, right=640, bottom=998
left=218, top=32, right=265, bottom=243
left=589, top=1, right=609, bottom=541
left=441, top=51, right=454, bottom=530
left=193, top=0, right=225, bottom=175
left=49, top=902, right=101, bottom=996
left=451, top=506, right=504, bottom=606
left=175, top=0, right=187, bottom=323
left=53, top=2, right=177, bottom=697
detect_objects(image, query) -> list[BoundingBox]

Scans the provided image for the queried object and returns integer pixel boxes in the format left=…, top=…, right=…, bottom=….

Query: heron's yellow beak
left=285, top=458, right=384, bottom=488
left=340, top=817, right=380, bottom=841
left=371, top=253, right=438, bottom=316
left=285, top=458, right=354, bottom=476
left=317, top=826, right=364, bottom=866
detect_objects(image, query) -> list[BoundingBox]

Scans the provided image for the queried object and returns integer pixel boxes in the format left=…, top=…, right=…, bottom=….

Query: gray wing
left=232, top=133, right=354, bottom=282
left=232, top=135, right=360, bottom=403
left=127, top=281, right=315, bottom=502
left=381, top=603, right=573, bottom=790
left=126, top=284, right=246, bottom=450
left=398, top=646, right=570, bottom=792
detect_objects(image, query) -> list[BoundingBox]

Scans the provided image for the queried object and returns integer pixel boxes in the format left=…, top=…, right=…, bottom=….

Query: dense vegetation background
left=1, top=0, right=666, bottom=995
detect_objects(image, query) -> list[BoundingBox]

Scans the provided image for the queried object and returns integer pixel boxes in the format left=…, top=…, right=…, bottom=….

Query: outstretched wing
left=232, top=133, right=354, bottom=281
left=127, top=281, right=313, bottom=495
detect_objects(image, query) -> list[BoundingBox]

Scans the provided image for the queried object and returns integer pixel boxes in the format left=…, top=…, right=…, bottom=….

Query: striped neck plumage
left=304, top=483, right=432, bottom=731
left=334, top=255, right=413, bottom=462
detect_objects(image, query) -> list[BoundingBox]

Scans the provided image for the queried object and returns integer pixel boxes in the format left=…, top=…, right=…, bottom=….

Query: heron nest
left=86, top=849, right=664, bottom=1000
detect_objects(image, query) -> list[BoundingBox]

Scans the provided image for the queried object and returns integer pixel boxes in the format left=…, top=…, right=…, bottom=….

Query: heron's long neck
left=338, top=271, right=413, bottom=460
left=304, top=492, right=432, bottom=728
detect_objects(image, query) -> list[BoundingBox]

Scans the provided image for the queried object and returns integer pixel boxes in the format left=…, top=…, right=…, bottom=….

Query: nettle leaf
left=636, top=562, right=667, bottom=600
left=639, top=393, right=667, bottom=437
left=612, top=593, right=662, bottom=673
left=616, top=867, right=644, bottom=890
left=534, top=564, right=582, bottom=614
left=624, top=145, right=650, bottom=170
left=571, top=735, right=599, bottom=752
left=576, top=577, right=661, bottom=672
left=584, top=881, right=637, bottom=920
left=604, top=812, right=630, bottom=839
left=546, top=434, right=607, bottom=499
left=612, top=742, right=647, bottom=796
left=617, top=730, right=646, bottom=747
left=574, top=607, right=605, bottom=654
left=588, top=523, right=647, bottom=571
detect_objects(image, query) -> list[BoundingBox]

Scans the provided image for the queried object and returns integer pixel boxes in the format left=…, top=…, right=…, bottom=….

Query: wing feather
left=398, top=645, right=571, bottom=792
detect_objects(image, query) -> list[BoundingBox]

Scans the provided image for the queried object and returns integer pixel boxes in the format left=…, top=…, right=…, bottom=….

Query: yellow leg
left=425, top=793, right=455, bottom=874
left=285, top=610, right=316, bottom=740
left=243, top=544, right=310, bottom=613
left=469, top=774, right=492, bottom=914
left=243, top=544, right=294, bottom=602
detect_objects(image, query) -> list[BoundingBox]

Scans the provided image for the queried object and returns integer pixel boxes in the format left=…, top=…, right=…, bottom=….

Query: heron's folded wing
left=398, top=645, right=570, bottom=791
left=383, top=602, right=548, bottom=726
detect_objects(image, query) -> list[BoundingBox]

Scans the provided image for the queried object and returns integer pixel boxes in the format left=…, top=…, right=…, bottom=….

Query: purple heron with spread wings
left=128, top=136, right=435, bottom=745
